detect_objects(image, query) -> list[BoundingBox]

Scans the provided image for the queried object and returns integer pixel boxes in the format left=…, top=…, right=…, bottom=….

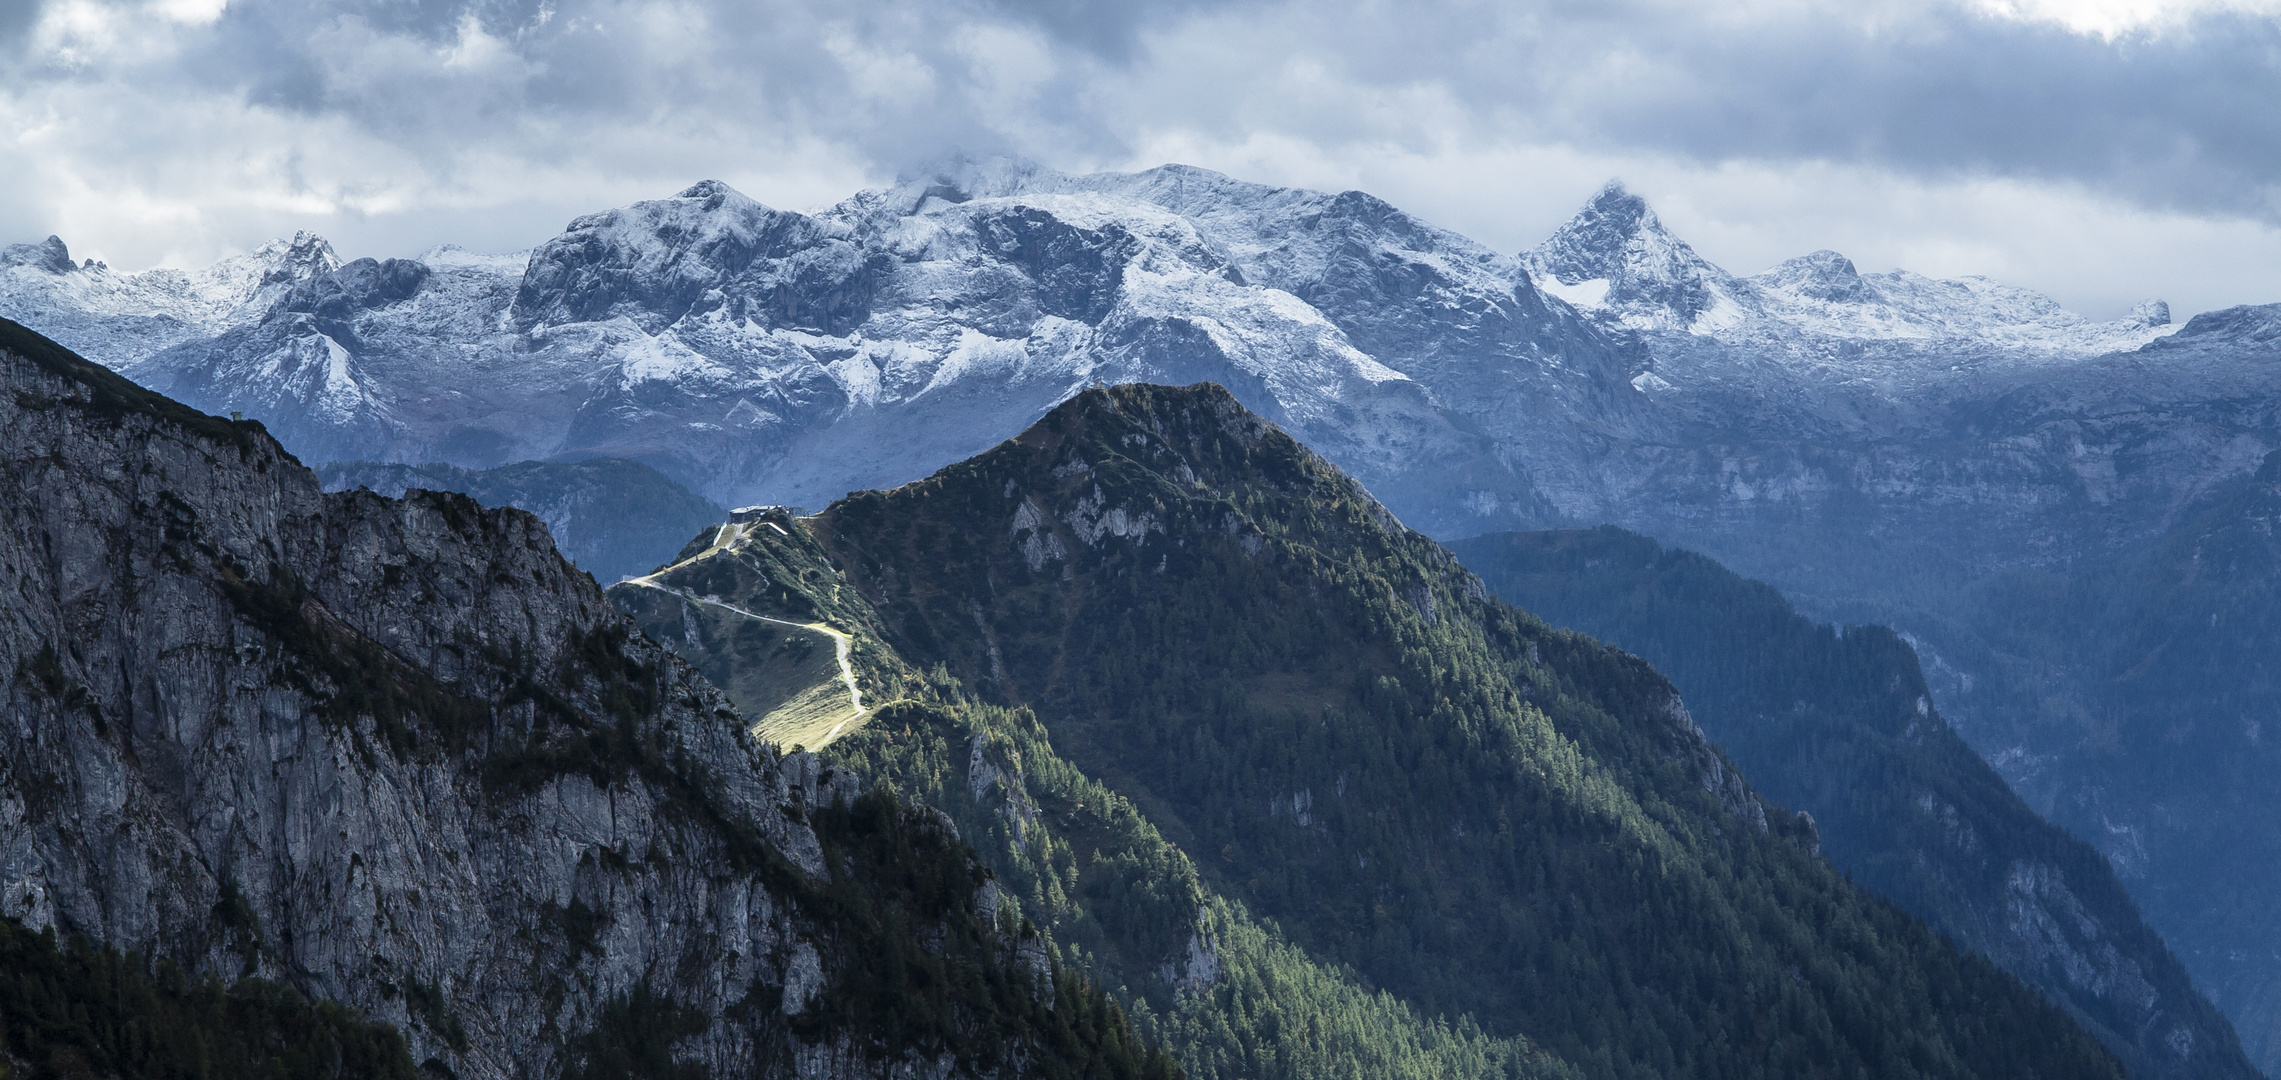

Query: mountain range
left=0, top=315, right=2139, bottom=1078
left=9, top=158, right=2281, bottom=1072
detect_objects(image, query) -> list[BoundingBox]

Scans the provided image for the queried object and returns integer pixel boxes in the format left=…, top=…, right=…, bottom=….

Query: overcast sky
left=3, top=0, right=2278, bottom=320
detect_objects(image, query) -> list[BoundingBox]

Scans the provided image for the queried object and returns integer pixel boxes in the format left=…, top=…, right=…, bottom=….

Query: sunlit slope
left=611, top=512, right=878, bottom=749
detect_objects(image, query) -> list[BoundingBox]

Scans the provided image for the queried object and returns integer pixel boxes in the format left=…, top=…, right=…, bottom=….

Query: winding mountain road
left=627, top=524, right=866, bottom=742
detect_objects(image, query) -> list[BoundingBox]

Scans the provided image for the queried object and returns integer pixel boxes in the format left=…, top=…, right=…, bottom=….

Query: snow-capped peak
left=2, top=236, right=78, bottom=275
left=514, top=178, right=808, bottom=332
left=1522, top=181, right=1752, bottom=334
left=0, top=228, right=347, bottom=366
left=1524, top=181, right=2179, bottom=362
left=251, top=230, right=343, bottom=286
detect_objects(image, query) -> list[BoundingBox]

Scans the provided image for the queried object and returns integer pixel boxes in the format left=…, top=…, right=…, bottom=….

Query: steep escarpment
left=0, top=316, right=1176, bottom=1080
left=1924, top=447, right=2281, bottom=1068
left=617, top=381, right=2125, bottom=1080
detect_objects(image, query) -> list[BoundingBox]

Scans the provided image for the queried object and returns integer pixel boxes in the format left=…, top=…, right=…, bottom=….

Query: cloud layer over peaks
left=3, top=0, right=2279, bottom=320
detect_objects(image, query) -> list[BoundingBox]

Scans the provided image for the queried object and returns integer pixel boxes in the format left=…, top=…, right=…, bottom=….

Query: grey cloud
left=0, top=1, right=43, bottom=43
left=1535, top=8, right=2281, bottom=220
left=6, top=0, right=2281, bottom=290
left=1037, top=1, right=2281, bottom=222
left=150, top=0, right=1132, bottom=170
left=144, top=0, right=2281, bottom=221
left=975, top=0, right=1241, bottom=60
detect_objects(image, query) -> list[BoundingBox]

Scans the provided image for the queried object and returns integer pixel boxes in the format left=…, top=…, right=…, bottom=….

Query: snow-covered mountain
left=0, top=231, right=340, bottom=365
left=3, top=162, right=2262, bottom=572
left=9, top=164, right=1644, bottom=537
left=15, top=161, right=2281, bottom=1070
left=1522, top=181, right=2176, bottom=366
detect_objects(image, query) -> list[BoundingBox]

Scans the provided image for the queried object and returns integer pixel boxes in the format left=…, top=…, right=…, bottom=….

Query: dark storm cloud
left=976, top=0, right=1240, bottom=60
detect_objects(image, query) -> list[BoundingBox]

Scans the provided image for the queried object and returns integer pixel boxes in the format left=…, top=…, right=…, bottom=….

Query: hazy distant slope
left=1450, top=525, right=2259, bottom=1080
left=318, top=457, right=727, bottom=583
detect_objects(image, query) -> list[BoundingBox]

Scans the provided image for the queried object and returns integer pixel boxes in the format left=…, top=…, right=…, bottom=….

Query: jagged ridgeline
left=612, top=382, right=2123, bottom=1080
left=0, top=315, right=1180, bottom=1080
left=1448, top=526, right=2260, bottom=1080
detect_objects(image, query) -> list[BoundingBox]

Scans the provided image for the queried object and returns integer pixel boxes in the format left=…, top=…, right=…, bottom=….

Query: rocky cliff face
left=0, top=318, right=1167, bottom=1080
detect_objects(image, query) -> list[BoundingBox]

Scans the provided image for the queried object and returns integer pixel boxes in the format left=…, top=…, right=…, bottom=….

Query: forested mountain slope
left=0, top=316, right=1175, bottom=1080
left=1449, top=526, right=2258, bottom=1080
left=611, top=381, right=2124, bottom=1080
left=616, top=503, right=1579, bottom=1080
left=0, top=915, right=419, bottom=1078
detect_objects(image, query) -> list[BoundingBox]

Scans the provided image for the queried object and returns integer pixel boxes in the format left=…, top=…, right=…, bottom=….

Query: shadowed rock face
left=0, top=318, right=1142, bottom=1080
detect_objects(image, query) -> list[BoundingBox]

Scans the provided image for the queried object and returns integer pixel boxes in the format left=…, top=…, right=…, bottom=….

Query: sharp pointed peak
left=1531, top=179, right=1702, bottom=264
left=2, top=235, right=75, bottom=275
left=1579, top=178, right=1653, bottom=218
left=1532, top=180, right=1685, bottom=260
left=1589, top=178, right=1641, bottom=204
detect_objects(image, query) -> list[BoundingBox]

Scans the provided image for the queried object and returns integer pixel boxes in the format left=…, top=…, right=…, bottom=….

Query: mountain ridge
left=611, top=379, right=2129, bottom=1080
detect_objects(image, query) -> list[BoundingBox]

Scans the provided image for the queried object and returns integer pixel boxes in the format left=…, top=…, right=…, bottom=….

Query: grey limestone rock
left=0, top=325, right=1033, bottom=1079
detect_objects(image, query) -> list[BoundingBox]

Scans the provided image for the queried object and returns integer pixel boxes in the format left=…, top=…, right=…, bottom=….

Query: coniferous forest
left=621, top=383, right=2129, bottom=1080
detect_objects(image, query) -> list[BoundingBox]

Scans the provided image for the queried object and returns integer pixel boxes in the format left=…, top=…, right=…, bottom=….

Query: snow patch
left=1536, top=275, right=1609, bottom=309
